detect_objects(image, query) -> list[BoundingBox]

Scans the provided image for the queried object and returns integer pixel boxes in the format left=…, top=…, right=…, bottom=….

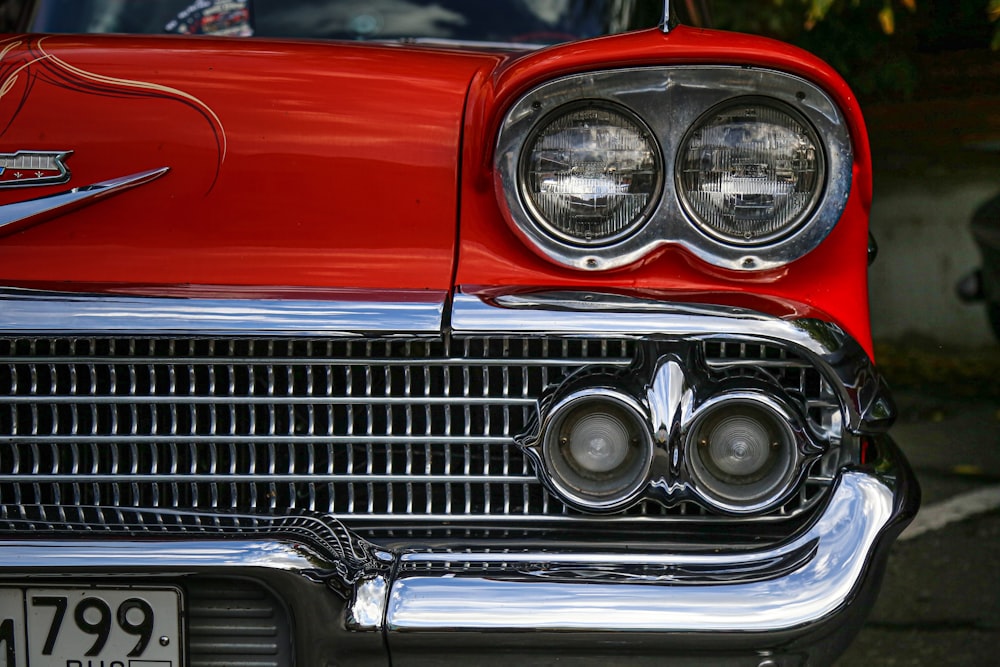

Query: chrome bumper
left=0, top=436, right=917, bottom=666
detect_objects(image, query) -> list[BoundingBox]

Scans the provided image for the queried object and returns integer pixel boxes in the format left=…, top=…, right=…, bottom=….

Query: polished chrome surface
left=495, top=67, right=852, bottom=271
left=0, top=539, right=332, bottom=571
left=453, top=290, right=888, bottom=436
left=387, top=469, right=893, bottom=632
left=348, top=576, right=389, bottom=630
left=0, top=287, right=445, bottom=334
left=0, top=150, right=72, bottom=188
left=0, top=167, right=168, bottom=237
left=0, top=292, right=846, bottom=535
left=661, top=0, right=671, bottom=32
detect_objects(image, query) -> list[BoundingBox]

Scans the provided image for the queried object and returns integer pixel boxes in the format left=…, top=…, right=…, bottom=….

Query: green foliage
left=705, top=0, right=998, bottom=102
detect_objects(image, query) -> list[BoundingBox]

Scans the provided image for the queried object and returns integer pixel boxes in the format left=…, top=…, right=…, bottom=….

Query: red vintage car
left=0, top=1, right=918, bottom=665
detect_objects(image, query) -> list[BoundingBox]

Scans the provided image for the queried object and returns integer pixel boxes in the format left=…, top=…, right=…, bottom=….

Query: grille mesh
left=0, top=335, right=839, bottom=536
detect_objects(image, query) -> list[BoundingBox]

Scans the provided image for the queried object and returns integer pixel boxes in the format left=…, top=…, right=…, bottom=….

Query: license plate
left=1, top=586, right=182, bottom=667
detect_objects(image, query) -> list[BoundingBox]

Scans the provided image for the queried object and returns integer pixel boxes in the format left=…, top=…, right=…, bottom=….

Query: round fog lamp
left=687, top=397, right=799, bottom=512
left=677, top=99, right=824, bottom=246
left=520, top=102, right=662, bottom=245
left=567, top=412, right=632, bottom=473
left=542, top=393, right=653, bottom=510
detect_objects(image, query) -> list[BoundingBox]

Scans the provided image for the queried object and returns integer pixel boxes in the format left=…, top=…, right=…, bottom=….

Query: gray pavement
left=836, top=390, right=1000, bottom=666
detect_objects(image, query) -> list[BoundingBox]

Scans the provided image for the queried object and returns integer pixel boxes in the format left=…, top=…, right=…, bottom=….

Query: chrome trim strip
left=451, top=290, right=892, bottom=434
left=0, top=539, right=331, bottom=571
left=387, top=470, right=893, bottom=633
left=0, top=167, right=168, bottom=237
left=662, top=0, right=671, bottom=32
left=0, top=287, right=446, bottom=334
left=453, top=291, right=815, bottom=344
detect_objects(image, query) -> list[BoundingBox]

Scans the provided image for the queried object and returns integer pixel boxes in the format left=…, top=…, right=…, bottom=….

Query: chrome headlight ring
left=495, top=66, right=853, bottom=272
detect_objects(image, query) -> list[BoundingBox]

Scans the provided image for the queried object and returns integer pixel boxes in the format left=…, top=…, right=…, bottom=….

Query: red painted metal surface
left=0, top=34, right=498, bottom=292
left=457, top=26, right=875, bottom=355
left=0, top=26, right=875, bottom=354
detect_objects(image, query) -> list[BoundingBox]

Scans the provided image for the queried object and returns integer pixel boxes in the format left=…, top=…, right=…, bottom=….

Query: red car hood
left=0, top=35, right=500, bottom=294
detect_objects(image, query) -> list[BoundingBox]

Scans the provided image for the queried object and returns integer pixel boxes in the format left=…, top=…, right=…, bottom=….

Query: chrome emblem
left=0, top=150, right=71, bottom=188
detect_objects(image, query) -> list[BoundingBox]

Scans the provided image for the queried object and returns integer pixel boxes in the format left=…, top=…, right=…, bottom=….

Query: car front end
left=0, top=2, right=918, bottom=665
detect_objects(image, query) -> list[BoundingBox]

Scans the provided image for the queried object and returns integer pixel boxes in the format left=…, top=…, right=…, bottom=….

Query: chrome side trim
left=0, top=287, right=446, bottom=334
left=452, top=290, right=892, bottom=434
left=661, top=0, right=671, bottom=32
left=0, top=167, right=169, bottom=237
left=387, top=469, right=896, bottom=633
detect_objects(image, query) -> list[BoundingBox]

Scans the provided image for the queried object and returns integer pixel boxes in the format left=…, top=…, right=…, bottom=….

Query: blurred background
left=683, top=0, right=1000, bottom=353
left=2, top=2, right=999, bottom=662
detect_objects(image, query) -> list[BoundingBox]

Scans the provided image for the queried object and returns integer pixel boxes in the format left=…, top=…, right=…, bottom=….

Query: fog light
left=543, top=391, right=653, bottom=511
left=687, top=396, right=799, bottom=513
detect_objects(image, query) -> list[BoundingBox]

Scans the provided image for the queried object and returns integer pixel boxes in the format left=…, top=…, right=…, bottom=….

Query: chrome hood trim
left=0, top=287, right=445, bottom=334
left=0, top=168, right=169, bottom=238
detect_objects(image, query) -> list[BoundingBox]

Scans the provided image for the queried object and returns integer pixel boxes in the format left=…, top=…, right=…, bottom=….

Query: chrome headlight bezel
left=495, top=66, right=853, bottom=272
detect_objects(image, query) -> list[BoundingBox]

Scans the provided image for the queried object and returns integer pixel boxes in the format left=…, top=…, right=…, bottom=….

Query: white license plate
left=1, top=586, right=182, bottom=667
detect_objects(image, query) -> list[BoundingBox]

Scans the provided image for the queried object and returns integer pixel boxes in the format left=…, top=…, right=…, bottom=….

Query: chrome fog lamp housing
left=686, top=394, right=802, bottom=514
left=677, top=99, right=825, bottom=246
left=519, top=102, right=662, bottom=246
left=542, top=390, right=654, bottom=511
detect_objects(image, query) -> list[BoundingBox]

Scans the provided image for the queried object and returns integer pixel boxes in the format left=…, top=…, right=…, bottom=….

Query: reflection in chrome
left=495, top=67, right=852, bottom=271
left=0, top=150, right=72, bottom=188
left=0, top=167, right=169, bottom=237
left=0, top=506, right=392, bottom=595
left=388, top=469, right=897, bottom=633
left=0, top=287, right=446, bottom=334
left=452, top=290, right=892, bottom=435
left=348, top=576, right=390, bottom=630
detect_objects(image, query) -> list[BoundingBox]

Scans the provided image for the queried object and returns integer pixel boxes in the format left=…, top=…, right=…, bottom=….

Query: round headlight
left=542, top=392, right=653, bottom=511
left=677, top=99, right=825, bottom=246
left=519, top=102, right=662, bottom=246
left=686, top=397, right=799, bottom=513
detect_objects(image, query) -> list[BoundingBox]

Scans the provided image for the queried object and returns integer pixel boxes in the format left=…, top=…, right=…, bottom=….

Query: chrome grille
left=1, top=335, right=838, bottom=535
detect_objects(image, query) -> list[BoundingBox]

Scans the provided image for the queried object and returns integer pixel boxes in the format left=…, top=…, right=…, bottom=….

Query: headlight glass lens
left=520, top=103, right=661, bottom=245
left=677, top=100, right=824, bottom=246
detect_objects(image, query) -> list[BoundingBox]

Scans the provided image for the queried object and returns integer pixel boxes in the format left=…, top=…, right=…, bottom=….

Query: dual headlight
left=496, top=67, right=852, bottom=271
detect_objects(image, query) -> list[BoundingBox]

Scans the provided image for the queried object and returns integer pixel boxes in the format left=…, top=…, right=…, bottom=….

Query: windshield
left=32, top=0, right=662, bottom=45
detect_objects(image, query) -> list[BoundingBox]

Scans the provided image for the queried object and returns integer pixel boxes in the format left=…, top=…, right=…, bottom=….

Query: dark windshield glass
left=32, top=0, right=662, bottom=44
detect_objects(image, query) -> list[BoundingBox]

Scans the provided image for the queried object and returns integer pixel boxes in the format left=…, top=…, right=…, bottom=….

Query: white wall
left=868, top=179, right=999, bottom=346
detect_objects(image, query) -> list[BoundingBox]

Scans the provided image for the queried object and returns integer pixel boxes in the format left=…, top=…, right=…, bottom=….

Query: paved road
left=836, top=391, right=1000, bottom=665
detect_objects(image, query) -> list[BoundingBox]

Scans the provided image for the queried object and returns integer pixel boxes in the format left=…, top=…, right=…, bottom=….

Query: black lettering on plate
left=1, top=617, right=15, bottom=667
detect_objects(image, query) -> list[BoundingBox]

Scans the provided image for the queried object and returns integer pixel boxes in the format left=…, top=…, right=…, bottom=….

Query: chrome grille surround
left=2, top=333, right=840, bottom=536
left=0, top=288, right=893, bottom=547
